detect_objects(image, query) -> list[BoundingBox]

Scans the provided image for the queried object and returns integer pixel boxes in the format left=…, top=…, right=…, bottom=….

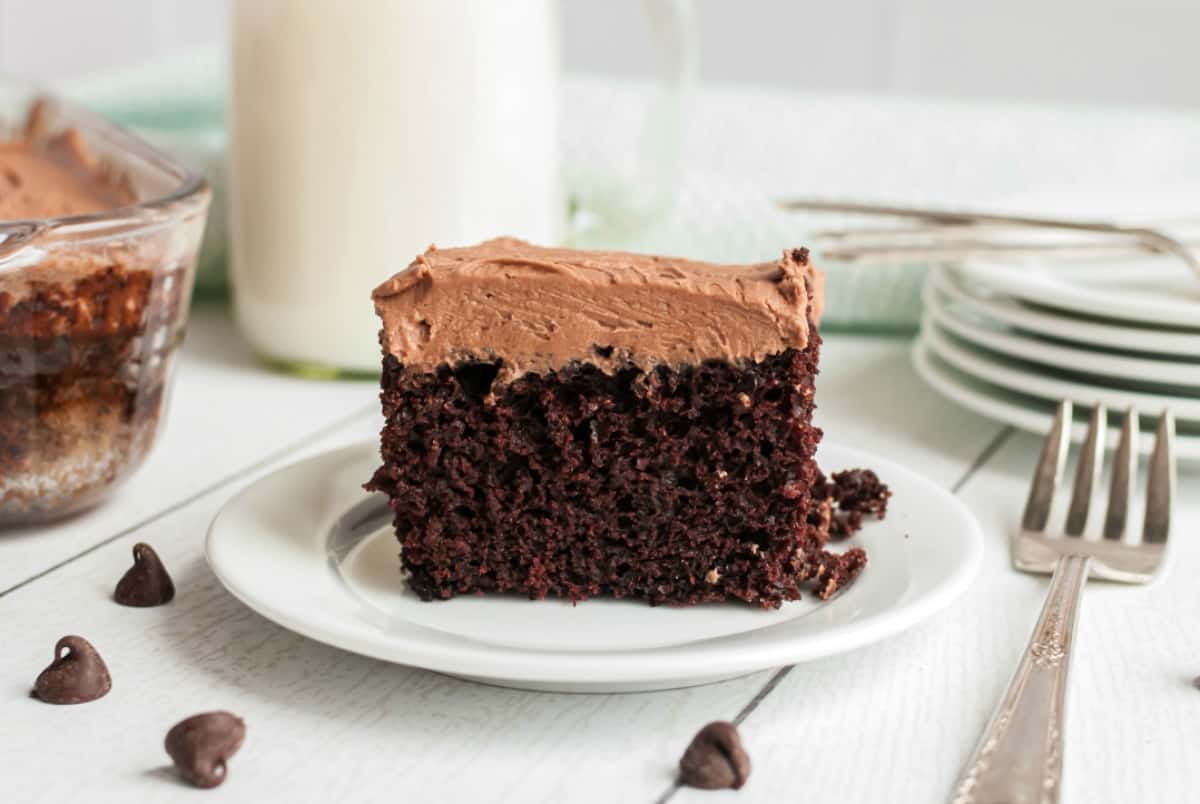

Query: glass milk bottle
left=229, top=0, right=695, bottom=375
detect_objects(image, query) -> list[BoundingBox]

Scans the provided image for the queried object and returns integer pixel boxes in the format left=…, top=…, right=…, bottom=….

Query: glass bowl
left=0, top=85, right=210, bottom=525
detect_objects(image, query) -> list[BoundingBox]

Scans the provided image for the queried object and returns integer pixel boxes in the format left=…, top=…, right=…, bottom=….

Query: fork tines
left=1021, top=401, right=1176, bottom=553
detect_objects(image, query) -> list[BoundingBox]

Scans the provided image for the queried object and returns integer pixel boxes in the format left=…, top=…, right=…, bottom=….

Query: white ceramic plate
left=921, top=321, right=1200, bottom=422
left=930, top=267, right=1200, bottom=358
left=955, top=256, right=1200, bottom=330
left=923, top=281, right=1200, bottom=389
left=911, top=339, right=1200, bottom=460
left=207, top=441, right=982, bottom=693
left=955, top=186, right=1200, bottom=329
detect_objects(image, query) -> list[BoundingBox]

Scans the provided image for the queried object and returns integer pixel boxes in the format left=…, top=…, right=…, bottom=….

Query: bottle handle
left=639, top=0, right=698, bottom=214
left=569, top=0, right=698, bottom=240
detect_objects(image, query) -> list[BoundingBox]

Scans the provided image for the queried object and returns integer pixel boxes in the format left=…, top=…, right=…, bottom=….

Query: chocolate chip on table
left=31, top=635, right=112, bottom=705
left=114, top=542, right=175, bottom=607
left=165, top=712, right=246, bottom=789
left=678, top=721, right=751, bottom=790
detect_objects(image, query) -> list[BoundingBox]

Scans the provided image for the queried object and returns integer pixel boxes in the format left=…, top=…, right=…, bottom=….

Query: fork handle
left=949, top=554, right=1091, bottom=804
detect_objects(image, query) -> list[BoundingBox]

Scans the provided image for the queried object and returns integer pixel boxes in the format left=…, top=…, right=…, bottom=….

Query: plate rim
left=956, top=256, right=1200, bottom=330
left=920, top=320, right=1200, bottom=421
left=911, top=338, right=1200, bottom=460
left=206, top=440, right=984, bottom=688
left=923, top=281, right=1200, bottom=388
left=930, top=267, right=1200, bottom=357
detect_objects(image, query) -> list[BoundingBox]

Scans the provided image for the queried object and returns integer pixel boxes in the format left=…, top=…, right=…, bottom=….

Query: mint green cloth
left=62, top=49, right=1200, bottom=330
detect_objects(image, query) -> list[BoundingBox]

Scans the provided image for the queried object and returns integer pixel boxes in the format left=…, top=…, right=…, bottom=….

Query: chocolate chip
left=165, top=711, right=246, bottom=789
left=31, top=635, right=112, bottom=705
left=678, top=721, right=751, bottom=790
left=114, top=542, right=175, bottom=607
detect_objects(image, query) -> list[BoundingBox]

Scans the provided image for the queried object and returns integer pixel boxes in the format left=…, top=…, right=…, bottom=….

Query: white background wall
left=0, top=0, right=1196, bottom=108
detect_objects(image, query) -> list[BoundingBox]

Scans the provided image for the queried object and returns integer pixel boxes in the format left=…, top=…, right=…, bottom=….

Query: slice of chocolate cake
left=366, top=238, right=865, bottom=608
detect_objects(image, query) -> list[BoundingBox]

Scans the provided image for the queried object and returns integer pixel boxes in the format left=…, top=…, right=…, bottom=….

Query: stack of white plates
left=913, top=255, right=1200, bottom=460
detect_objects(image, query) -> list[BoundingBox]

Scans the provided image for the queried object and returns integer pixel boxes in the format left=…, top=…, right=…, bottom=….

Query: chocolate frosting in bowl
left=0, top=99, right=135, bottom=222
left=0, top=135, right=132, bottom=221
left=373, top=238, right=824, bottom=379
left=0, top=108, right=140, bottom=299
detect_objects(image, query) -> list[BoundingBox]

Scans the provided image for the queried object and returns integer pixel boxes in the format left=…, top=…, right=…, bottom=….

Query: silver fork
left=773, top=197, right=1200, bottom=280
left=949, top=401, right=1176, bottom=804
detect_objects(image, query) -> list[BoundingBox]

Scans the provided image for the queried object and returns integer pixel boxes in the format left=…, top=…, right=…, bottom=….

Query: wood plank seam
left=0, top=401, right=378, bottom=599
left=952, top=427, right=1015, bottom=494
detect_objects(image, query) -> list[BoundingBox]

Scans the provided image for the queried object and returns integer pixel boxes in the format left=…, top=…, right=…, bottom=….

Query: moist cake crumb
left=812, top=468, right=892, bottom=542
left=830, top=468, right=892, bottom=517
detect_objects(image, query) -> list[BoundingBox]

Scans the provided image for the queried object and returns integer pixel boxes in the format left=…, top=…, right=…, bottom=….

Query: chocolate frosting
left=373, top=238, right=824, bottom=378
left=0, top=106, right=141, bottom=299
left=0, top=102, right=134, bottom=221
left=0, top=138, right=130, bottom=220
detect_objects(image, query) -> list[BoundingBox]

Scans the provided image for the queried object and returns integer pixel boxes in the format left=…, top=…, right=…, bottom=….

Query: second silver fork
left=949, top=401, right=1176, bottom=804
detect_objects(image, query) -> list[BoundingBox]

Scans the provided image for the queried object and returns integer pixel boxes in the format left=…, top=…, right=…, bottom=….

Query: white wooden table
left=2, top=308, right=1197, bottom=803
